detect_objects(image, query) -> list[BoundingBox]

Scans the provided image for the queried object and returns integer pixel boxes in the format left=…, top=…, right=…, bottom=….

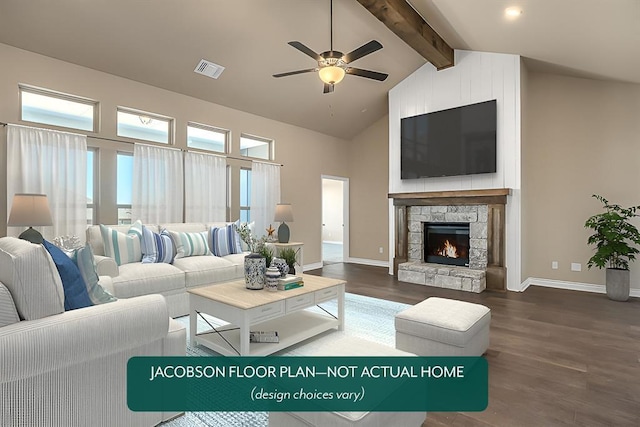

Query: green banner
left=128, top=356, right=487, bottom=412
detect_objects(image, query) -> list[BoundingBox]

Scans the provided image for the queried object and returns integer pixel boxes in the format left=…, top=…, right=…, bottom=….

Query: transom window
left=117, top=107, right=173, bottom=144
left=187, top=122, right=228, bottom=153
left=240, top=134, right=273, bottom=160
left=20, top=85, right=98, bottom=132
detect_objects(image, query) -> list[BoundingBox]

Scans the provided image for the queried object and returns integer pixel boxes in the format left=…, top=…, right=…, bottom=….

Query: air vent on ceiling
left=194, top=59, right=225, bottom=79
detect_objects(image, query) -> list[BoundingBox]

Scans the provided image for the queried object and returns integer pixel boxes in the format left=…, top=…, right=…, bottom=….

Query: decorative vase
left=244, top=253, right=266, bottom=290
left=271, top=257, right=289, bottom=278
left=265, top=266, right=280, bottom=292
left=606, top=268, right=630, bottom=301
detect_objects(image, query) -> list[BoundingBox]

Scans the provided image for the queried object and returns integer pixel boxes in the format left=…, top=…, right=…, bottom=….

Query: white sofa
left=86, top=222, right=248, bottom=318
left=0, top=237, right=186, bottom=426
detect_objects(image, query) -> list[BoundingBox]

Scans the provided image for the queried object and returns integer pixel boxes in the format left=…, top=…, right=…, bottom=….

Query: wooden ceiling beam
left=356, top=0, right=454, bottom=70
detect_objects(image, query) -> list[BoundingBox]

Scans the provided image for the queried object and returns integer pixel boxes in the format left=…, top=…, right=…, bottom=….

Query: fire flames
left=436, top=240, right=459, bottom=258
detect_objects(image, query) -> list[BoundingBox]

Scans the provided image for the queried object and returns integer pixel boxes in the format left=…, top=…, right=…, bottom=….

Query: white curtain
left=184, top=151, right=226, bottom=222
left=6, top=124, right=87, bottom=240
left=132, top=144, right=183, bottom=224
left=250, top=161, right=281, bottom=237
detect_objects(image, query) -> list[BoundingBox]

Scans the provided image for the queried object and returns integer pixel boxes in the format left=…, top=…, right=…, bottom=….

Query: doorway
left=321, top=176, right=349, bottom=265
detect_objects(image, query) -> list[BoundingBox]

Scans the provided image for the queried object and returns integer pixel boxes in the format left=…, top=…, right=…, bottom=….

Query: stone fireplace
left=390, top=189, right=510, bottom=292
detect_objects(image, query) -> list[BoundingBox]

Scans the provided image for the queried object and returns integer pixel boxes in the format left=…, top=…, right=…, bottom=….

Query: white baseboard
left=346, top=257, right=390, bottom=268
left=302, top=262, right=323, bottom=272
left=302, top=259, right=390, bottom=271
left=521, top=277, right=640, bottom=298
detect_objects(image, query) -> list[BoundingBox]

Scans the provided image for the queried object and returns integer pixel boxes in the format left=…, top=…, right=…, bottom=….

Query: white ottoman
left=269, top=335, right=426, bottom=427
left=395, top=297, right=490, bottom=357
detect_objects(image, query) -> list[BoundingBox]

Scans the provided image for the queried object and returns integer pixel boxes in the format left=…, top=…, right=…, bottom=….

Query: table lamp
left=274, top=203, right=294, bottom=243
left=7, top=193, right=53, bottom=244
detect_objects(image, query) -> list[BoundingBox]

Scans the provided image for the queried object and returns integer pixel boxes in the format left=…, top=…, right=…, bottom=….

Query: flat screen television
left=400, top=100, right=497, bottom=179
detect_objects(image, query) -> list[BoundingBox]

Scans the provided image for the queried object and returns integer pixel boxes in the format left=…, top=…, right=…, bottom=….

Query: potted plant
left=584, top=194, right=640, bottom=301
left=258, top=244, right=274, bottom=270
left=279, top=247, right=299, bottom=275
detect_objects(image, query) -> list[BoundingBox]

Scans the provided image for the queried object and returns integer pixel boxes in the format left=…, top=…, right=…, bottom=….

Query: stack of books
left=277, top=274, right=304, bottom=290
left=250, top=331, right=279, bottom=343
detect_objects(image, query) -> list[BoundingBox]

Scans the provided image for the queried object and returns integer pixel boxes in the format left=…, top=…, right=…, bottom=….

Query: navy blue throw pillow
left=43, top=240, right=93, bottom=311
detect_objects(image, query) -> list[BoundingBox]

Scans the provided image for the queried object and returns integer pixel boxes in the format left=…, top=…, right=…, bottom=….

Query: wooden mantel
left=389, top=188, right=511, bottom=207
left=390, top=188, right=511, bottom=291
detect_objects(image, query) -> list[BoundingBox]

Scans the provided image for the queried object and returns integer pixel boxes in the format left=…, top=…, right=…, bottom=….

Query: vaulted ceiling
left=0, top=0, right=637, bottom=140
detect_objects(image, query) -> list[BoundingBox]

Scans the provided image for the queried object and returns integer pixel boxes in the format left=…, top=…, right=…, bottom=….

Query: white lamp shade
left=318, top=66, right=345, bottom=85
left=274, top=203, right=294, bottom=222
left=7, top=193, right=53, bottom=227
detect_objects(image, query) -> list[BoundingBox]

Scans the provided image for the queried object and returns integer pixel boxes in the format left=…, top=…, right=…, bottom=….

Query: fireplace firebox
left=424, top=222, right=470, bottom=267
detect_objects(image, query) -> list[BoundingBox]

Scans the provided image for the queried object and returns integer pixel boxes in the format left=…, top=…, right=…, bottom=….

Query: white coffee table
left=188, top=274, right=345, bottom=356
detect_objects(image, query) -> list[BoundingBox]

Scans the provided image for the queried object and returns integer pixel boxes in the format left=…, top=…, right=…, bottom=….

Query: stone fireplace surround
left=390, top=189, right=510, bottom=292
left=401, top=204, right=488, bottom=292
left=412, top=205, right=487, bottom=268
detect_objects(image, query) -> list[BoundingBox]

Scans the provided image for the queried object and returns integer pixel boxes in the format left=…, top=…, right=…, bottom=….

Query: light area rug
left=162, top=292, right=410, bottom=427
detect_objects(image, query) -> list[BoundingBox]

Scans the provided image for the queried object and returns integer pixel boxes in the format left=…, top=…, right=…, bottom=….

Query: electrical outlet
left=551, top=261, right=558, bottom=269
left=379, top=247, right=384, bottom=254
left=571, top=263, right=582, bottom=272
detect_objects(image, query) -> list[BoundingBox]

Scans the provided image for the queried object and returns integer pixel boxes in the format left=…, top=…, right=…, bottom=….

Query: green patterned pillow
left=73, top=244, right=117, bottom=304
left=169, top=230, right=211, bottom=259
left=99, top=220, right=143, bottom=266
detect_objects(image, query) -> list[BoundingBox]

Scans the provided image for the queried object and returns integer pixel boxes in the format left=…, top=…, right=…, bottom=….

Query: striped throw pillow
left=170, top=230, right=211, bottom=259
left=73, top=244, right=117, bottom=304
left=210, top=223, right=243, bottom=257
left=141, top=225, right=175, bottom=264
left=99, top=220, right=143, bottom=266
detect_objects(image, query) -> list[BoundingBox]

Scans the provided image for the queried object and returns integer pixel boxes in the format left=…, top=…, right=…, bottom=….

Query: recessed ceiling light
left=505, top=7, right=522, bottom=18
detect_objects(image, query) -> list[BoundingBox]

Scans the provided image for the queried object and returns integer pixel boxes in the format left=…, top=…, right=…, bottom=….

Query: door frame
left=321, top=175, right=349, bottom=263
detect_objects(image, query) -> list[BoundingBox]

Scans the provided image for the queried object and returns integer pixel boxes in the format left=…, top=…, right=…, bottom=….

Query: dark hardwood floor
left=308, top=263, right=640, bottom=426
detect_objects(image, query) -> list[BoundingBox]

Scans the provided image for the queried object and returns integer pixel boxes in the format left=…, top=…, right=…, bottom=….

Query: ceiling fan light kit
left=273, top=0, right=388, bottom=93
left=319, top=65, right=345, bottom=84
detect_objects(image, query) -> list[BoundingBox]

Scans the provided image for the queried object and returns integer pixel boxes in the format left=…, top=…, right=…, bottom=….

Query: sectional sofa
left=86, top=222, right=248, bottom=318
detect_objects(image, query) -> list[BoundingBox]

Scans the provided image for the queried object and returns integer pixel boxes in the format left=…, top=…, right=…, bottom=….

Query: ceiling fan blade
left=273, top=68, right=318, bottom=78
left=342, top=40, right=383, bottom=64
left=345, top=67, right=388, bottom=81
left=288, top=41, right=322, bottom=61
left=323, top=83, right=334, bottom=94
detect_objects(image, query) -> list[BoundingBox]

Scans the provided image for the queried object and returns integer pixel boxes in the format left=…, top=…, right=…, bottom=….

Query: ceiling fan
left=273, top=0, right=388, bottom=94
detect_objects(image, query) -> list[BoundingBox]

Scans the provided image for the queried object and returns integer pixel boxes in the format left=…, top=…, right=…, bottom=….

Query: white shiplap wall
left=388, top=50, right=522, bottom=291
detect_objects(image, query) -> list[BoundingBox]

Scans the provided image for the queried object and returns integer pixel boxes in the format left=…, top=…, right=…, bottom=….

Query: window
left=187, top=122, right=227, bottom=153
left=240, top=168, right=251, bottom=222
left=117, top=152, right=133, bottom=224
left=240, top=134, right=272, bottom=160
left=87, top=149, right=96, bottom=225
left=20, top=85, right=98, bottom=132
left=117, top=107, right=172, bottom=144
